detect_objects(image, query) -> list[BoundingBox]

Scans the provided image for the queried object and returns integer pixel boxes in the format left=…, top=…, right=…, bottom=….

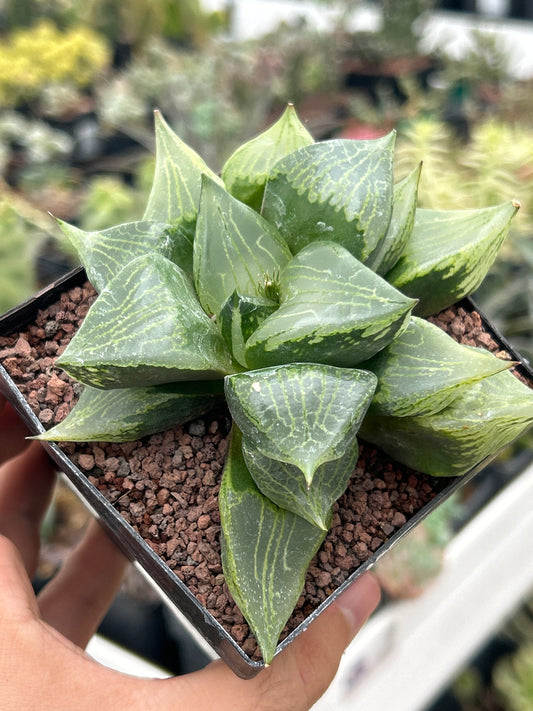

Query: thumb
left=265, top=571, right=381, bottom=708
left=0, top=535, right=41, bottom=624
left=158, top=572, right=381, bottom=711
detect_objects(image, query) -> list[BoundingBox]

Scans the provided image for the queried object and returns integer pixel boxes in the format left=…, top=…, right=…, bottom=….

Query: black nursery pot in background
left=1, top=266, right=532, bottom=679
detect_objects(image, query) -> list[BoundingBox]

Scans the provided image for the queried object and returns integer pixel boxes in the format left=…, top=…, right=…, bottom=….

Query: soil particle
left=0, top=283, right=517, bottom=662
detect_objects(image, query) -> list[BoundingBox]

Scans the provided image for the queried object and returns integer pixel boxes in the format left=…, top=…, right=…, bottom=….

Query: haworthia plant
left=194, top=175, right=291, bottom=318
left=56, top=254, right=237, bottom=388
left=386, top=201, right=520, bottom=316
left=38, top=105, right=532, bottom=664
left=36, top=381, right=224, bottom=442
left=55, top=220, right=194, bottom=292
left=244, top=241, right=417, bottom=369
left=366, top=162, right=421, bottom=276
left=224, top=364, right=376, bottom=489
left=360, top=369, right=533, bottom=477
left=261, top=133, right=396, bottom=261
left=219, top=428, right=327, bottom=664
left=361, top=317, right=515, bottom=418
left=221, top=103, right=314, bottom=211
left=143, top=110, right=223, bottom=233
left=241, top=440, right=358, bottom=530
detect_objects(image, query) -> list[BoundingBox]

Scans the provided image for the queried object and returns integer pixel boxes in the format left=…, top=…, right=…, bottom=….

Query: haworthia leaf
left=56, top=219, right=194, bottom=292
left=242, top=436, right=357, bottom=530
left=245, top=241, right=417, bottom=369
left=193, top=175, right=292, bottom=317
left=56, top=254, right=236, bottom=389
left=386, top=201, right=519, bottom=317
left=143, top=110, right=223, bottom=231
left=219, top=427, right=327, bottom=664
left=219, top=291, right=277, bottom=369
left=362, top=317, right=514, bottom=417
left=261, top=133, right=395, bottom=261
left=360, top=369, right=533, bottom=477
left=224, top=363, right=377, bottom=486
left=366, top=162, right=421, bottom=276
left=35, top=381, right=224, bottom=442
left=221, top=103, right=314, bottom=211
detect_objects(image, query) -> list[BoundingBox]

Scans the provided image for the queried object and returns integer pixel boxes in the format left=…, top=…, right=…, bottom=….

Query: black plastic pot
left=1, top=266, right=532, bottom=679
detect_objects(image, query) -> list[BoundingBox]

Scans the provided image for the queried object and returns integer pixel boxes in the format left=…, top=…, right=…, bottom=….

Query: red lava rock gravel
left=0, top=282, right=510, bottom=661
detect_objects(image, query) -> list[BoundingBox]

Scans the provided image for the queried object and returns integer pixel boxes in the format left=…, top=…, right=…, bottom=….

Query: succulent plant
left=37, top=104, right=533, bottom=663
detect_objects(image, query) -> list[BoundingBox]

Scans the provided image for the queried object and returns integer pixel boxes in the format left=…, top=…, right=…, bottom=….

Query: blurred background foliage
left=2, top=1, right=533, bottom=704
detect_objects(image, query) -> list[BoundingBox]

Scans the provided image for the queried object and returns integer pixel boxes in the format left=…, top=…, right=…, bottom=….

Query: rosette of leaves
left=37, top=105, right=533, bottom=663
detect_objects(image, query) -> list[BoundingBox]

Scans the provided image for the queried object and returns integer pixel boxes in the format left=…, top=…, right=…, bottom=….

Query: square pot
left=1, top=267, right=531, bottom=678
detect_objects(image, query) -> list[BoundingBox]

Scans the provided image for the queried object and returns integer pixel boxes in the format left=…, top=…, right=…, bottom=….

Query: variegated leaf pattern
left=362, top=317, right=514, bottom=417
left=36, top=381, right=224, bottom=442
left=222, top=103, right=314, bottom=211
left=56, top=219, right=194, bottom=292
left=33, top=106, right=533, bottom=664
left=224, top=363, right=376, bottom=486
left=143, top=110, right=223, bottom=231
left=245, top=241, right=417, bottom=369
left=194, top=175, right=292, bottom=317
left=386, top=201, right=519, bottom=316
left=366, top=162, right=421, bottom=276
left=57, top=253, right=236, bottom=389
left=360, top=369, right=533, bottom=477
left=219, top=427, right=327, bottom=664
left=242, top=436, right=357, bottom=529
left=219, top=291, right=277, bottom=369
left=261, top=133, right=395, bottom=261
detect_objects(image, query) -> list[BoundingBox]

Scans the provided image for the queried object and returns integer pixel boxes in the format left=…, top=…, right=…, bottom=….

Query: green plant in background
left=395, top=116, right=533, bottom=367
left=395, top=117, right=533, bottom=229
left=0, top=111, right=73, bottom=171
left=32, top=105, right=533, bottom=663
left=95, top=22, right=339, bottom=172
left=0, top=201, right=47, bottom=312
left=68, top=0, right=226, bottom=50
left=0, top=19, right=110, bottom=108
left=0, top=0, right=227, bottom=48
left=435, top=29, right=513, bottom=95
left=493, top=644, right=533, bottom=711
left=77, top=174, right=149, bottom=233
left=453, top=590, right=533, bottom=709
left=374, top=494, right=462, bottom=599
left=324, top=0, right=435, bottom=65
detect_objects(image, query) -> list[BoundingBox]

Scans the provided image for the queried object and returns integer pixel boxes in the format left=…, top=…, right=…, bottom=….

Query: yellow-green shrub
left=0, top=20, right=110, bottom=107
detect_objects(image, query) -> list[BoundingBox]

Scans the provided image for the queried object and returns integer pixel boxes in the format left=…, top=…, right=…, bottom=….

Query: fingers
left=0, top=398, right=127, bottom=648
left=0, top=397, right=34, bottom=464
left=0, top=531, right=144, bottom=711
left=0, top=534, right=41, bottom=623
left=0, top=439, right=56, bottom=577
left=157, top=572, right=381, bottom=711
left=38, top=519, right=128, bottom=649
left=274, top=571, right=381, bottom=705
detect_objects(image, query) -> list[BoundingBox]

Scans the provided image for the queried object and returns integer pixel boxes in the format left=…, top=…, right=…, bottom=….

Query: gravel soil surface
left=0, top=281, right=513, bottom=660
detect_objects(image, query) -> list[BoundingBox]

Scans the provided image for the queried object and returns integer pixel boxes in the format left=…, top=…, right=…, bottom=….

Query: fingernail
left=336, top=573, right=381, bottom=637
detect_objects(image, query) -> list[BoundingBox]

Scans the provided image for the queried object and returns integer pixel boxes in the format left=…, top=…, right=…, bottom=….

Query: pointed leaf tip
left=387, top=201, right=519, bottom=316
left=144, top=111, right=222, bottom=227
left=221, top=103, right=313, bottom=210
left=225, top=363, right=376, bottom=486
left=219, top=427, right=327, bottom=663
left=194, top=175, right=291, bottom=318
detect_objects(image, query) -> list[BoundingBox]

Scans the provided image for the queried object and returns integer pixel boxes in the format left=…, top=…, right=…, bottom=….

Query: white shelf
left=313, top=462, right=533, bottom=710
left=87, top=635, right=171, bottom=679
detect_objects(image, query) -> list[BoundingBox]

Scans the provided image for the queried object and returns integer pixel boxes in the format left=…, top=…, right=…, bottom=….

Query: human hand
left=0, top=394, right=380, bottom=711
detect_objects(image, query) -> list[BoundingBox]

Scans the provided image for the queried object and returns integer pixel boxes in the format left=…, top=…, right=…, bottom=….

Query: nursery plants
left=2, top=104, right=533, bottom=669
left=0, top=19, right=110, bottom=109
